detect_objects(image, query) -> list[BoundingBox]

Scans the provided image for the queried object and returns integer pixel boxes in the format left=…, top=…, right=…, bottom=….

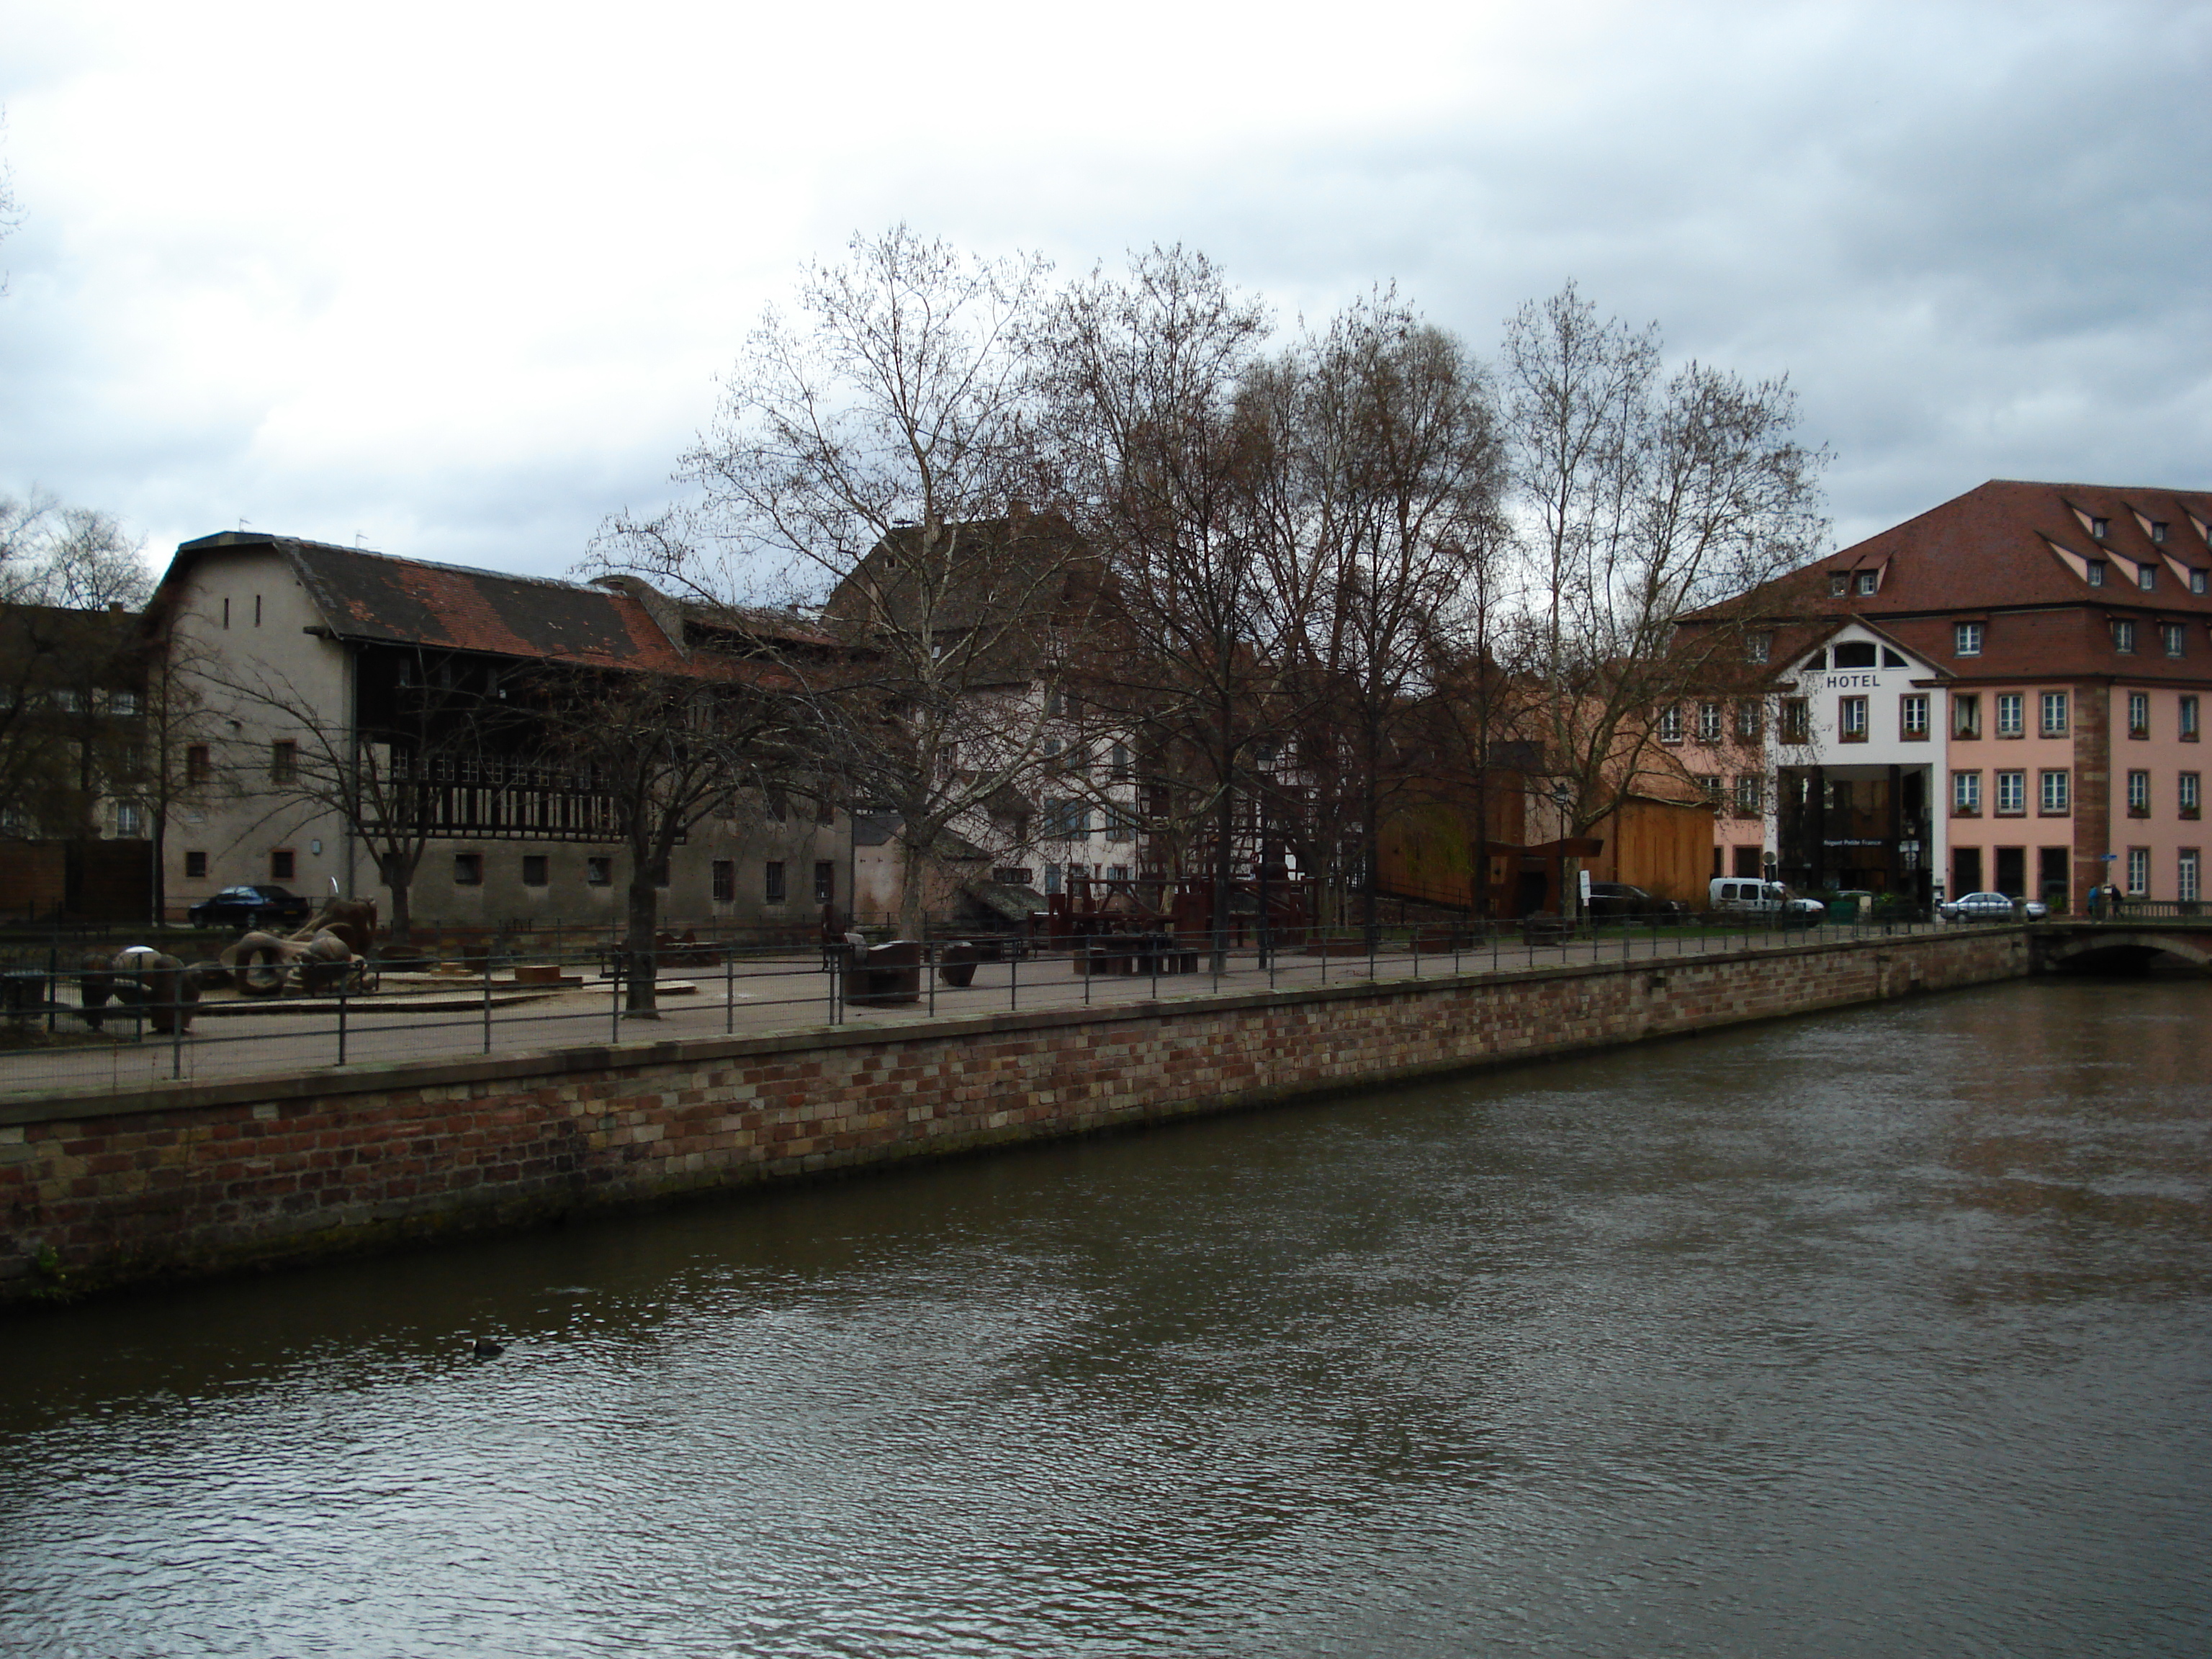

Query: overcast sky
left=1, top=0, right=2206, bottom=585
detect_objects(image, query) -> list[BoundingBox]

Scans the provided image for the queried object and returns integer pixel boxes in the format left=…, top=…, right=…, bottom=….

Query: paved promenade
left=0, top=922, right=1926, bottom=1102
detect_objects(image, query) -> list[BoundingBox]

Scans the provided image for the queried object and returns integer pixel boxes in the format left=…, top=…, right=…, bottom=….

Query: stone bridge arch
left=2035, top=927, right=2212, bottom=974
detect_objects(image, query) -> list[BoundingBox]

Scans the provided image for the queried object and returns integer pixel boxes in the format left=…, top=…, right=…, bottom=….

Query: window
left=2194, top=570, right=2209, bottom=595
left=185, top=744, right=211, bottom=783
left=2182, top=849, right=2201, bottom=904
left=253, top=593, right=263, bottom=626
left=1882, top=647, right=1908, bottom=668
left=2185, top=696, right=2201, bottom=742
left=2164, top=624, right=2188, bottom=659
left=114, top=802, right=145, bottom=837
left=2126, top=847, right=2149, bottom=897
left=2139, top=566, right=2157, bottom=591
left=109, top=689, right=139, bottom=716
left=2091, top=516, right=2110, bottom=539
left=1833, top=641, right=1876, bottom=669
left=2128, top=691, right=2150, bottom=738
left=2039, top=691, right=2069, bottom=737
left=2127, top=770, right=2151, bottom=817
left=2039, top=769, right=2070, bottom=815
left=1953, top=693, right=1982, bottom=739
left=2112, top=619, right=2136, bottom=653
left=765, top=789, right=788, bottom=822
left=1780, top=698, right=1808, bottom=743
left=453, top=853, right=482, bottom=885
left=1996, top=693, right=2024, bottom=738
left=762, top=861, right=786, bottom=904
left=1735, top=701, right=1762, bottom=742
left=1694, top=774, right=1722, bottom=807
left=1996, top=770, right=2026, bottom=815
left=585, top=856, right=611, bottom=886
left=1839, top=696, right=1869, bottom=741
left=1733, top=775, right=1763, bottom=817
left=523, top=855, right=549, bottom=887
left=1110, top=742, right=1131, bottom=781
left=2086, top=562, right=2107, bottom=587
left=1954, top=621, right=1984, bottom=657
left=1043, top=863, right=1062, bottom=895
left=2152, top=521, right=2170, bottom=544
left=1856, top=570, right=1878, bottom=595
left=270, top=739, right=297, bottom=783
left=221, top=596, right=230, bottom=629
left=1696, top=701, right=1722, bottom=743
left=1803, top=649, right=1828, bottom=672
left=710, top=860, right=734, bottom=902
left=1047, top=798, right=1090, bottom=839
left=2182, top=773, right=2201, bottom=819
left=184, top=850, right=208, bottom=878
left=1745, top=631, right=1772, bottom=664
left=1105, top=805, right=1135, bottom=844
left=1658, top=705, right=1683, bottom=744
left=266, top=848, right=294, bottom=880
left=1899, top=694, right=1929, bottom=740
left=814, top=860, right=835, bottom=904
left=1952, top=770, right=1982, bottom=815
left=1828, top=572, right=1848, bottom=598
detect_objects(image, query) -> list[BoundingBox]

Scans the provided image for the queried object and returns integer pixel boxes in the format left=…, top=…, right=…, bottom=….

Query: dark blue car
left=188, top=884, right=314, bottom=932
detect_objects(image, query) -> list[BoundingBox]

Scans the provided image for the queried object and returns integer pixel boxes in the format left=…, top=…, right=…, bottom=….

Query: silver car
left=1940, top=890, right=2048, bottom=922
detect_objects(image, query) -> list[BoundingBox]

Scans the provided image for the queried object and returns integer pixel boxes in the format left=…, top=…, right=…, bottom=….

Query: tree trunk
left=625, top=864, right=660, bottom=1016
left=896, top=832, right=928, bottom=940
left=384, top=849, right=415, bottom=946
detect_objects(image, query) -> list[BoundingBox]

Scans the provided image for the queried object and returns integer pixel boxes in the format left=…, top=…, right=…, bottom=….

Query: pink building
left=1683, top=480, right=2211, bottom=909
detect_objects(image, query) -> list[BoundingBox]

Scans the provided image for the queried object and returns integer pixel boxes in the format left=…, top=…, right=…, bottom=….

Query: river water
left=3, top=977, right=2208, bottom=1657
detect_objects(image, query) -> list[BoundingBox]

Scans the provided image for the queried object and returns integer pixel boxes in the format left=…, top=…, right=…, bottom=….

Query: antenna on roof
left=238, top=517, right=251, bottom=532
left=355, top=532, right=366, bottom=547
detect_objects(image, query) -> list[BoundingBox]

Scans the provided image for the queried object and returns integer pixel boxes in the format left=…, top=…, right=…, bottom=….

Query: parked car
left=1708, top=878, right=1827, bottom=917
left=1939, top=890, right=2048, bottom=922
left=1586, top=882, right=1688, bottom=919
left=188, top=884, right=314, bottom=931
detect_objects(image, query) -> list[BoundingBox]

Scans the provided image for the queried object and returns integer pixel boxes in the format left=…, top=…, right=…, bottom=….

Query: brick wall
left=0, top=928, right=2032, bottom=1303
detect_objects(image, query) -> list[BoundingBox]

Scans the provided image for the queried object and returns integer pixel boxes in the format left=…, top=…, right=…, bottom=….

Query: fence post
left=611, top=950, right=621, bottom=1043
left=338, top=973, right=349, bottom=1068
left=482, top=948, right=493, bottom=1054
left=1010, top=943, right=1019, bottom=1012
left=726, top=943, right=735, bottom=1035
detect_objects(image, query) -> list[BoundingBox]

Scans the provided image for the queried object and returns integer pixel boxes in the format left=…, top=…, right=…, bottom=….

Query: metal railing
left=0, top=908, right=1987, bottom=1102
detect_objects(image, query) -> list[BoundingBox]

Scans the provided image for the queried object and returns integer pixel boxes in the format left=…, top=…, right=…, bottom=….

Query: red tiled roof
left=163, top=534, right=798, bottom=680
left=1689, top=480, right=2212, bottom=684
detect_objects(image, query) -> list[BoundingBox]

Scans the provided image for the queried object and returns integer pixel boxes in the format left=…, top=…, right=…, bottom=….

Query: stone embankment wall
left=1, top=928, right=2031, bottom=1303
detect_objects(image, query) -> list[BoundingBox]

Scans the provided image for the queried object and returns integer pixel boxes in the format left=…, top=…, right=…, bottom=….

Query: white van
left=1709, top=878, right=1823, bottom=916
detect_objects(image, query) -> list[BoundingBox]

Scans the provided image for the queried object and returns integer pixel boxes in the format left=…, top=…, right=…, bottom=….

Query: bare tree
left=1037, top=245, right=1287, bottom=961
left=1253, top=292, right=1507, bottom=935
left=1, top=492, right=152, bottom=610
left=192, top=649, right=503, bottom=943
left=532, top=662, right=797, bottom=1016
left=595, top=227, right=1076, bottom=938
left=1499, top=282, right=1827, bottom=912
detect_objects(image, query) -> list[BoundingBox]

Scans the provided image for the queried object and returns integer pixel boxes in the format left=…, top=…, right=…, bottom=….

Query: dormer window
left=1855, top=570, right=1878, bottom=596
left=2195, top=570, right=2209, bottom=595
left=2086, top=561, right=2107, bottom=587
left=1829, top=573, right=1848, bottom=598
left=1745, top=631, right=1772, bottom=664
left=2138, top=565, right=2157, bottom=591
left=1954, top=621, right=1983, bottom=656
left=2091, top=516, right=2110, bottom=539
left=2152, top=521, right=2169, bottom=544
